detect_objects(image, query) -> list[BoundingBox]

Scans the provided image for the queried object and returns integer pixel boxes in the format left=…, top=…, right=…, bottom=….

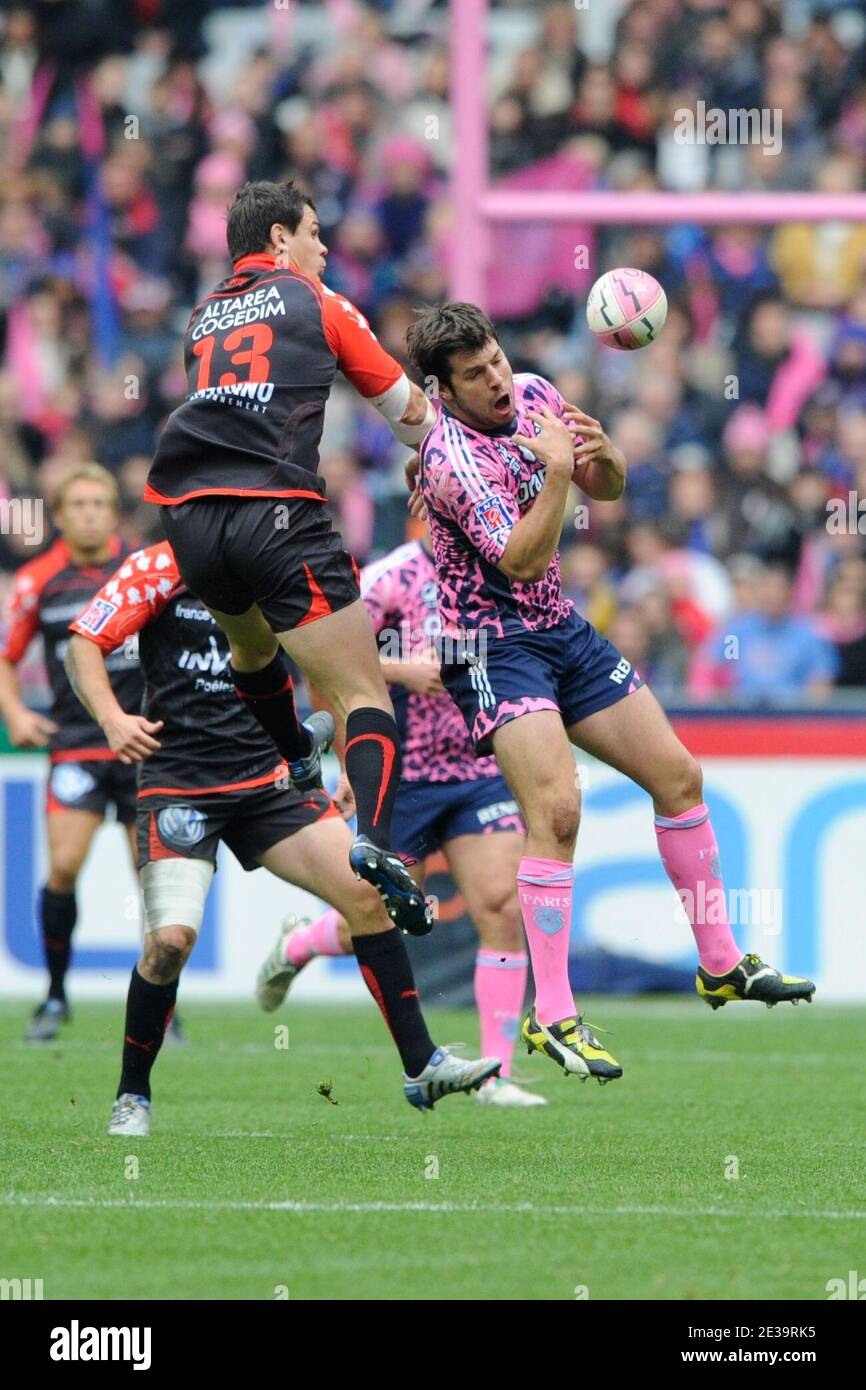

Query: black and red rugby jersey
left=144, top=253, right=403, bottom=505
left=70, top=541, right=288, bottom=795
left=0, top=537, right=143, bottom=758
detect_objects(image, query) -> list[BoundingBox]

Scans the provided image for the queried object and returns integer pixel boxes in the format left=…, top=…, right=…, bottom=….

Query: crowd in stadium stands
left=2, top=0, right=866, bottom=709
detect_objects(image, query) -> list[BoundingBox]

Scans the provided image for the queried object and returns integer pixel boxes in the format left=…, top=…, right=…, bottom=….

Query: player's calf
left=108, top=861, right=210, bottom=1135
left=230, top=647, right=316, bottom=768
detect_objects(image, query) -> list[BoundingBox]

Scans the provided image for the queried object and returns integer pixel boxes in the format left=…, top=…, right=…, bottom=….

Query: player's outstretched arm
left=499, top=406, right=575, bottom=583
left=322, top=290, right=436, bottom=447
left=65, top=635, right=162, bottom=764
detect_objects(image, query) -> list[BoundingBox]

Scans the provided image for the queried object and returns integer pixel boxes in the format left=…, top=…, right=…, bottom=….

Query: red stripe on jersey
left=137, top=763, right=287, bottom=798
left=296, top=563, right=334, bottom=627
left=50, top=748, right=117, bottom=763
left=148, top=811, right=180, bottom=861
left=142, top=483, right=327, bottom=505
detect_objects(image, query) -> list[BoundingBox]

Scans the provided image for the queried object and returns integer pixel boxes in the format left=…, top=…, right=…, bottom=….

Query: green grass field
left=2, top=997, right=865, bottom=1301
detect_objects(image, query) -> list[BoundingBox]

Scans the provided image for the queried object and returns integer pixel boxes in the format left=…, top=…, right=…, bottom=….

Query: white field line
left=3, top=1194, right=865, bottom=1220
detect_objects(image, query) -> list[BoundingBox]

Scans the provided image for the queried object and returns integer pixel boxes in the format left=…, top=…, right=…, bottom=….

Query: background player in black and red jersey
left=66, top=542, right=500, bottom=1133
left=144, top=180, right=438, bottom=952
left=0, top=464, right=145, bottom=1042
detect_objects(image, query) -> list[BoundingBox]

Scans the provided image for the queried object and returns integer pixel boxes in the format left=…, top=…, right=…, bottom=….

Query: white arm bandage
left=370, top=374, right=436, bottom=447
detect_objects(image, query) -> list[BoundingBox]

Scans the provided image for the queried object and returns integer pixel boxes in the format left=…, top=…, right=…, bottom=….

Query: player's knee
left=230, top=637, right=278, bottom=670
left=47, top=864, right=79, bottom=895
left=476, top=890, right=524, bottom=952
left=664, top=750, right=703, bottom=811
left=549, top=794, right=581, bottom=848
left=143, top=926, right=194, bottom=981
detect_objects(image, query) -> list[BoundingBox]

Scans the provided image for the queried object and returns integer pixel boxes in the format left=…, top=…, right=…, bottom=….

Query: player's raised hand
left=102, top=712, right=164, bottom=764
left=404, top=451, right=427, bottom=519
left=403, top=661, right=445, bottom=696
left=512, top=406, right=574, bottom=474
left=380, top=659, right=445, bottom=696
left=7, top=707, right=58, bottom=748
left=562, top=402, right=625, bottom=474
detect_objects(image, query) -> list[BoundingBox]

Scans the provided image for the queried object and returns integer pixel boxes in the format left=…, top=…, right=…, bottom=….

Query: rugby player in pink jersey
left=396, top=302, right=815, bottom=1083
left=256, top=533, right=546, bottom=1107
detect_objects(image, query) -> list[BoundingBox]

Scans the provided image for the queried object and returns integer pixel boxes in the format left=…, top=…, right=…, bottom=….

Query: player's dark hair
left=406, top=302, right=499, bottom=388
left=225, top=180, right=317, bottom=261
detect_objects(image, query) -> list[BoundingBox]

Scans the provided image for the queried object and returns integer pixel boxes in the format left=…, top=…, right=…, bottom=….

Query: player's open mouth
left=492, top=391, right=511, bottom=416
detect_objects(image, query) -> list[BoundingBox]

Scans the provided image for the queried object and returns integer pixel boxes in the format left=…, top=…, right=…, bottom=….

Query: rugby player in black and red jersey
left=66, top=541, right=500, bottom=1133
left=0, top=465, right=144, bottom=1042
left=144, top=180, right=436, bottom=961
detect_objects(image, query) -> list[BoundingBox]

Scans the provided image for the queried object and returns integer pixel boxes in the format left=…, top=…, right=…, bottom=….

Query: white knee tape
left=140, top=858, right=215, bottom=934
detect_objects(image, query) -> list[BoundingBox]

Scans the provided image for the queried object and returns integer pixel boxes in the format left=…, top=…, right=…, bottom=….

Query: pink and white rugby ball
left=586, top=268, right=667, bottom=350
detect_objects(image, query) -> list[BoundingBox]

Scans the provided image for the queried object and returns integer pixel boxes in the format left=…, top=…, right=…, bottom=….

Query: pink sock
left=283, top=909, right=347, bottom=968
left=474, top=949, right=528, bottom=1078
left=517, top=857, right=575, bottom=1025
left=654, top=803, right=743, bottom=976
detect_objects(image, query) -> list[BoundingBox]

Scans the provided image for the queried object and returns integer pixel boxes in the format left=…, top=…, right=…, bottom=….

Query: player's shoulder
left=102, top=543, right=183, bottom=612
left=422, top=406, right=472, bottom=465
left=360, top=540, right=423, bottom=595
left=12, top=538, right=70, bottom=596
left=128, top=540, right=178, bottom=573
left=513, top=371, right=563, bottom=408
left=190, top=264, right=320, bottom=323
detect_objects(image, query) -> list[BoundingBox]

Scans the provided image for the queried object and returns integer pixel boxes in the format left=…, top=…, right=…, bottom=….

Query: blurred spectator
left=319, top=449, right=375, bottom=563
left=560, top=541, right=618, bottom=634
left=818, top=559, right=866, bottom=687
left=1, top=0, right=866, bottom=714
left=691, top=563, right=839, bottom=702
left=772, top=156, right=866, bottom=312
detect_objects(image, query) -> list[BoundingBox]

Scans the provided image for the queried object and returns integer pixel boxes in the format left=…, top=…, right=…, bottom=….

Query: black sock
left=230, top=650, right=313, bottom=763
left=352, top=928, right=435, bottom=1076
left=117, top=968, right=179, bottom=1101
left=345, top=707, right=402, bottom=849
left=41, top=887, right=76, bottom=1002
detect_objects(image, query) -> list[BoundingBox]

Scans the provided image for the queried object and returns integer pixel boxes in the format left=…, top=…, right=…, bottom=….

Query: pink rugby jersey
left=419, top=372, right=575, bottom=636
left=360, top=540, right=499, bottom=783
